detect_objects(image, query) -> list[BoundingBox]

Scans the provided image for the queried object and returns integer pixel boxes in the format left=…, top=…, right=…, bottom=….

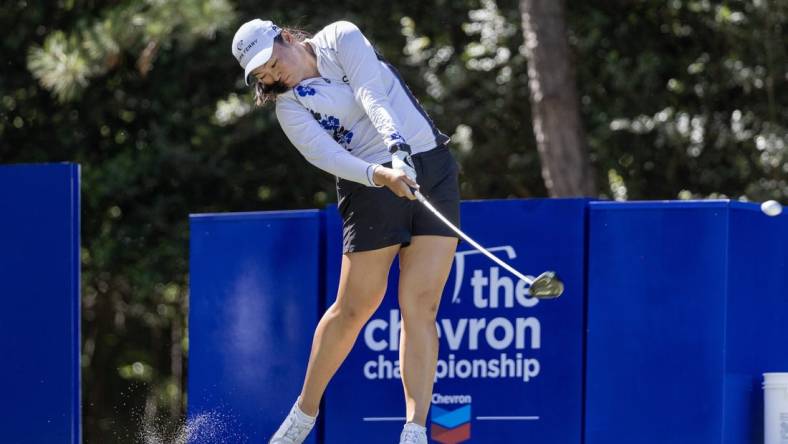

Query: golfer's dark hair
left=254, top=27, right=312, bottom=106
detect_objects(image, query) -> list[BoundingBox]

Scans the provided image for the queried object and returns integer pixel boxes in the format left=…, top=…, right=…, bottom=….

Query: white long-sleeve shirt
left=275, top=21, right=449, bottom=186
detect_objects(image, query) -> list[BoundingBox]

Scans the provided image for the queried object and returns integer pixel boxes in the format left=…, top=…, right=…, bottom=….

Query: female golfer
left=232, top=18, right=460, bottom=444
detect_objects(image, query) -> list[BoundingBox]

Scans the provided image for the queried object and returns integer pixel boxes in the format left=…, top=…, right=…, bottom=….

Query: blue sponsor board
left=324, top=199, right=587, bottom=443
left=586, top=201, right=788, bottom=444
left=724, top=202, right=788, bottom=444
left=188, top=210, right=322, bottom=443
left=187, top=198, right=788, bottom=443
left=0, top=163, right=81, bottom=444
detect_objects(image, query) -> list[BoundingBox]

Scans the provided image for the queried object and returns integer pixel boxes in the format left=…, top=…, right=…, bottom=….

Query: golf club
left=414, top=190, right=564, bottom=299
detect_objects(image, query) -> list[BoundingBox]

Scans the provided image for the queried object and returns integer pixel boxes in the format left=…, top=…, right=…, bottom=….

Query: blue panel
left=0, top=163, right=81, bottom=444
left=586, top=202, right=728, bottom=444
left=324, top=199, right=587, bottom=443
left=723, top=203, right=788, bottom=444
left=188, top=211, right=321, bottom=443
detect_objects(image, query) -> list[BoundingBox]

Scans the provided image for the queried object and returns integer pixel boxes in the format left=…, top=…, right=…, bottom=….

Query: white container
left=763, top=373, right=788, bottom=444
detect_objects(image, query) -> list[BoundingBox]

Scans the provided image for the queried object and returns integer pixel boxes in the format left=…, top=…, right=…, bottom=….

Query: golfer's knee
left=329, top=298, right=381, bottom=327
left=399, top=289, right=440, bottom=323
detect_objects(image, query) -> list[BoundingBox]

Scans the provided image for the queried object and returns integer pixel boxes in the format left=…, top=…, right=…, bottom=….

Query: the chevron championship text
left=361, top=246, right=542, bottom=383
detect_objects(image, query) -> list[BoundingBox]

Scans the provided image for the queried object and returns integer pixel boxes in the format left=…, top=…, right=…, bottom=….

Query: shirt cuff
left=366, top=163, right=383, bottom=187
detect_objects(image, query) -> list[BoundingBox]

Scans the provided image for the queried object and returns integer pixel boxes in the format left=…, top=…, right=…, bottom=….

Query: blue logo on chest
left=310, top=110, right=354, bottom=150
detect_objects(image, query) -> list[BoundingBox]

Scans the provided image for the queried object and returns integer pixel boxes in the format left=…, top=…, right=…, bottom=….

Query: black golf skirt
left=336, top=144, right=461, bottom=254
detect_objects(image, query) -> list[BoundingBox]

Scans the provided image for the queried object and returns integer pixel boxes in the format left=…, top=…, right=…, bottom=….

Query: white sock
left=403, top=422, right=426, bottom=433
left=294, top=397, right=317, bottom=423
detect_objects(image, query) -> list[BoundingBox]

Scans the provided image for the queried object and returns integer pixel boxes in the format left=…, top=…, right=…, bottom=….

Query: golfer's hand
left=390, top=143, right=417, bottom=182
left=373, top=166, right=419, bottom=200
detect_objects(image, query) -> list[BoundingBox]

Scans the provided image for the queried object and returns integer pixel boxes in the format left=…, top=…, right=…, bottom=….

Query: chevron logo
left=430, top=404, right=471, bottom=444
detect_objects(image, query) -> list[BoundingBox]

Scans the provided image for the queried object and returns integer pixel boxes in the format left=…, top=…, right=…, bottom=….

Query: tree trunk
left=520, top=0, right=596, bottom=196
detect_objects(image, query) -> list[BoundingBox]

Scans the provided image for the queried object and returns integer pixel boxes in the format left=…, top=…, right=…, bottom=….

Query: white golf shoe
left=268, top=398, right=317, bottom=444
left=399, top=422, right=428, bottom=444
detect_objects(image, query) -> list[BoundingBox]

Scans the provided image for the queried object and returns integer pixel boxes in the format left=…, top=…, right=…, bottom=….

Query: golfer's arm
left=333, top=21, right=408, bottom=150
left=276, top=100, right=382, bottom=187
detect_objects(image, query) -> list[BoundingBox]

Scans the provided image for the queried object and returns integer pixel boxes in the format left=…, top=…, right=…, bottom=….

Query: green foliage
left=27, top=0, right=236, bottom=102
left=1, top=0, right=785, bottom=442
left=399, top=0, right=545, bottom=198
left=569, top=0, right=787, bottom=200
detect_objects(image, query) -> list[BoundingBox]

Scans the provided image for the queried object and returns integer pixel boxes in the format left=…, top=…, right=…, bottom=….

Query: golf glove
left=390, top=142, right=417, bottom=181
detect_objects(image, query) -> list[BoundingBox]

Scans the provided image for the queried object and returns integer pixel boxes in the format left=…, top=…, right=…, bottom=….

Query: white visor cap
left=231, top=19, right=282, bottom=85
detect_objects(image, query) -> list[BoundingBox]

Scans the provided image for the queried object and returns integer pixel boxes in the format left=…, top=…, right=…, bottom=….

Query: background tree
left=568, top=0, right=786, bottom=201
left=520, top=0, right=596, bottom=196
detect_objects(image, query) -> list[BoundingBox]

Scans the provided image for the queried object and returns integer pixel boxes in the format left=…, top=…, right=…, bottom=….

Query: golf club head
left=529, top=271, right=564, bottom=299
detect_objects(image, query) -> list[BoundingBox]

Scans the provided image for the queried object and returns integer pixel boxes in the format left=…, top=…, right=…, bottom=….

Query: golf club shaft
left=414, top=190, right=534, bottom=285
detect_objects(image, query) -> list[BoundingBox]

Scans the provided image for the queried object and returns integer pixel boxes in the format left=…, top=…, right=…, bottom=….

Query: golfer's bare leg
left=397, top=235, right=457, bottom=426
left=298, top=244, right=400, bottom=416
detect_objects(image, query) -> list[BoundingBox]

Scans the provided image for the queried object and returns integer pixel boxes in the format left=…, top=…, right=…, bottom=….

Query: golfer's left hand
left=373, top=166, right=419, bottom=200
left=391, top=149, right=417, bottom=182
